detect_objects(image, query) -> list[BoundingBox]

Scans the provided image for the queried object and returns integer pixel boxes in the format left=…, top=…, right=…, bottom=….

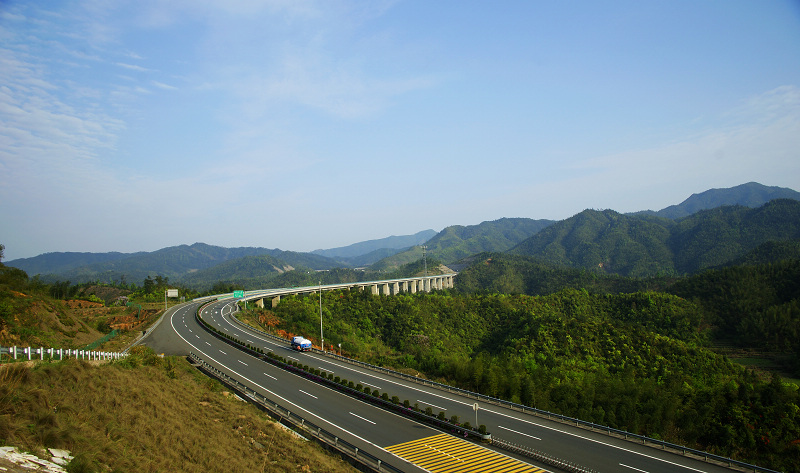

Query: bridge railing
left=0, top=346, right=127, bottom=363
left=189, top=352, right=406, bottom=473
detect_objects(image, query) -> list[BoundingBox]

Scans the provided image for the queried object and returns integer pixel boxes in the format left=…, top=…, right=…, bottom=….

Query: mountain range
left=6, top=182, right=800, bottom=289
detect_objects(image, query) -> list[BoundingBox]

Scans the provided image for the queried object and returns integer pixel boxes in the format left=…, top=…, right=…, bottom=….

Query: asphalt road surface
left=140, top=299, right=748, bottom=473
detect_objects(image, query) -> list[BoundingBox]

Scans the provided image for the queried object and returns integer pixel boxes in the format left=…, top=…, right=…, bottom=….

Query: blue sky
left=2, top=1, right=799, bottom=261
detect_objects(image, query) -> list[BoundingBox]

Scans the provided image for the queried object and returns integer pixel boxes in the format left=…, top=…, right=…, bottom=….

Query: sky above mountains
left=2, top=1, right=799, bottom=260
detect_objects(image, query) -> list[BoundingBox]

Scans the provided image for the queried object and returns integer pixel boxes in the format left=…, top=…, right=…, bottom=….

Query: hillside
left=255, top=288, right=800, bottom=472
left=669, top=199, right=800, bottom=273
left=6, top=182, right=799, bottom=289
left=8, top=243, right=342, bottom=289
left=510, top=199, right=800, bottom=276
left=635, top=181, right=800, bottom=219
left=0, top=350, right=358, bottom=473
left=312, top=229, right=436, bottom=259
left=3, top=251, right=144, bottom=276
left=373, top=217, right=554, bottom=271
left=0, top=262, right=357, bottom=473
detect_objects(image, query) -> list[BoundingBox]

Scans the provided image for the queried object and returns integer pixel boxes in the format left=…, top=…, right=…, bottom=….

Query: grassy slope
left=0, top=349, right=357, bottom=473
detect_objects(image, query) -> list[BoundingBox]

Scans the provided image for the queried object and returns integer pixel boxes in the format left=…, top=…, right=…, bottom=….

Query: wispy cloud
left=115, top=62, right=151, bottom=72
left=151, top=80, right=177, bottom=90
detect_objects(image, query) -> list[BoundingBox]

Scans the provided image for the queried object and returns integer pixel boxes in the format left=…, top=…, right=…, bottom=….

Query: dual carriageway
left=146, top=280, right=753, bottom=473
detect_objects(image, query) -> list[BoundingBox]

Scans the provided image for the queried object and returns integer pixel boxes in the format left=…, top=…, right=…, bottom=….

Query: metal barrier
left=188, top=352, right=406, bottom=473
left=205, top=307, right=609, bottom=472
left=222, top=309, right=780, bottom=473
left=0, top=346, right=127, bottom=362
left=492, top=437, right=599, bottom=473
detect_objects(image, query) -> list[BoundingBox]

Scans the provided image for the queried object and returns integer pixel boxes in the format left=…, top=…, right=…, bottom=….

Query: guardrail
left=206, top=306, right=612, bottom=472
left=196, top=303, right=491, bottom=444
left=188, top=352, right=405, bottom=473
left=222, top=308, right=779, bottom=473
left=0, top=346, right=127, bottom=362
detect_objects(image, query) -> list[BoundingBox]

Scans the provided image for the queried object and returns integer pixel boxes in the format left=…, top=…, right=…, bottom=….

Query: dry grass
left=0, top=347, right=358, bottom=473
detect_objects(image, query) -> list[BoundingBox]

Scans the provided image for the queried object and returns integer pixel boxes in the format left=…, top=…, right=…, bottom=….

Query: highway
left=147, top=297, right=744, bottom=473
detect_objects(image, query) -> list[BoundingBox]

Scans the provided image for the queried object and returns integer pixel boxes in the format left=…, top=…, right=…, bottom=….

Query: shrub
left=450, top=415, right=459, bottom=424
left=438, top=411, right=446, bottom=421
left=372, top=389, right=380, bottom=397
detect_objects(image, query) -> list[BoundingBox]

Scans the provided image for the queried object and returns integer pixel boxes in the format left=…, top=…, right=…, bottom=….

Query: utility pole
left=319, top=280, right=324, bottom=352
left=422, top=245, right=428, bottom=278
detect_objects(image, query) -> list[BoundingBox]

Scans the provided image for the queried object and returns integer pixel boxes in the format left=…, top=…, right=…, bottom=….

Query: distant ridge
left=372, top=217, right=555, bottom=270
left=311, top=230, right=437, bottom=259
left=510, top=199, right=800, bottom=276
left=8, top=182, right=799, bottom=287
left=634, top=182, right=800, bottom=219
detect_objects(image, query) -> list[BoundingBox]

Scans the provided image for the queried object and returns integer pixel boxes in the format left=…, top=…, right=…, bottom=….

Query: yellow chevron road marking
left=386, top=433, right=545, bottom=473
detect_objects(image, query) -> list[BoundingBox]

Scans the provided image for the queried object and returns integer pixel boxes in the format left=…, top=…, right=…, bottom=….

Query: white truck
left=291, top=336, right=312, bottom=351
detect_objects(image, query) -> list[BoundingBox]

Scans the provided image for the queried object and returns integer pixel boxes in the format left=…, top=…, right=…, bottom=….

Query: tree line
left=251, top=288, right=800, bottom=472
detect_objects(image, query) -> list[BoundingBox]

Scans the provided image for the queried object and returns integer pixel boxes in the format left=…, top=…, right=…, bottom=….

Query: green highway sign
left=233, top=290, right=245, bottom=298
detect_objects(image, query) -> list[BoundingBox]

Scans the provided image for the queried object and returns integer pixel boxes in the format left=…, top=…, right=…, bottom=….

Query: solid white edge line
left=216, top=315, right=711, bottom=473
left=300, top=390, right=318, bottom=399
left=170, top=302, right=389, bottom=457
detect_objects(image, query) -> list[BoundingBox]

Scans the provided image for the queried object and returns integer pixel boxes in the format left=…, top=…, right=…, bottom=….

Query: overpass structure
left=234, top=274, right=456, bottom=309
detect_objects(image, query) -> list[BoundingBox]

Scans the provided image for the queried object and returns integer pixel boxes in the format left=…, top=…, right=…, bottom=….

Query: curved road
left=143, top=298, right=744, bottom=473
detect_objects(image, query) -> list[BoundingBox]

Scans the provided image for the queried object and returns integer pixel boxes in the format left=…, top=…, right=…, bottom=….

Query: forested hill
left=635, top=181, right=800, bottom=219
left=509, top=199, right=800, bottom=277
left=311, top=229, right=436, bottom=259
left=263, top=288, right=800, bottom=472
left=372, top=217, right=555, bottom=270
left=10, top=243, right=341, bottom=286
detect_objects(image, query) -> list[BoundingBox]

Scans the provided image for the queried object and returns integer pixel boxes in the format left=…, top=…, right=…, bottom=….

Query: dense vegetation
left=511, top=199, right=800, bottom=276
left=257, top=288, right=800, bottom=472
left=375, top=217, right=555, bottom=270
left=671, top=259, right=800, bottom=367
left=456, top=250, right=800, bottom=376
